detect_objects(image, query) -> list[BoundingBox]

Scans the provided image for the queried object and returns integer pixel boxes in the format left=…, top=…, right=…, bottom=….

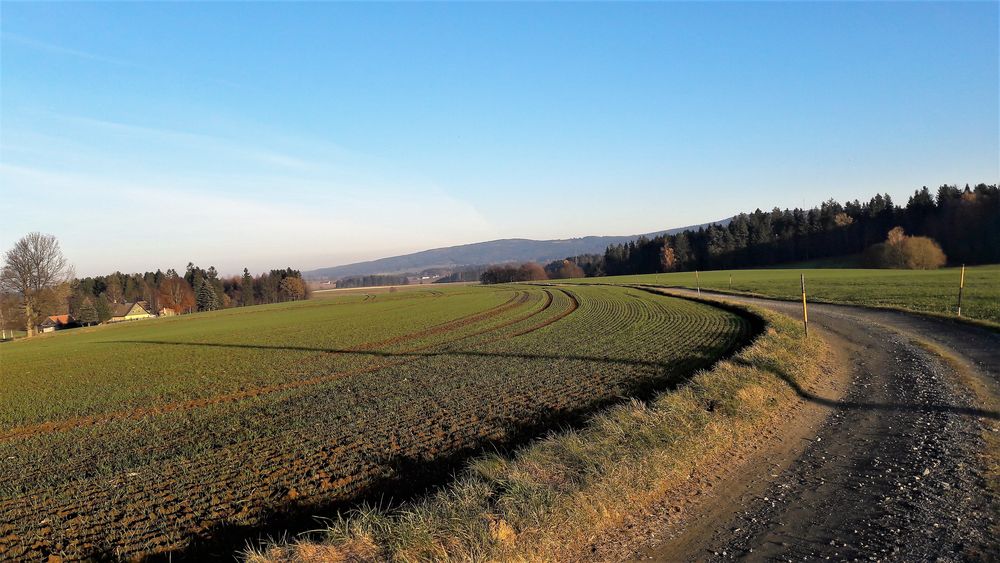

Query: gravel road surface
left=638, top=290, right=998, bottom=562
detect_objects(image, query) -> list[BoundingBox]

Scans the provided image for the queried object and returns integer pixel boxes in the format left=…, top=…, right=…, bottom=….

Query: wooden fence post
left=801, top=273, right=809, bottom=337
left=957, top=264, right=966, bottom=317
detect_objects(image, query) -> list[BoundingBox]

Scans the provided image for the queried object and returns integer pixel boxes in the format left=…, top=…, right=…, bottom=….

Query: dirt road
left=634, top=290, right=998, bottom=561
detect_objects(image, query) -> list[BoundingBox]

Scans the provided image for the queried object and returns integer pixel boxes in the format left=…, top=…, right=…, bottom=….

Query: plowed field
left=0, top=284, right=749, bottom=560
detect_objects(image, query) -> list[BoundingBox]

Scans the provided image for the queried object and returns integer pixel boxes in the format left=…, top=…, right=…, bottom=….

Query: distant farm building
left=109, top=301, right=155, bottom=323
left=39, top=314, right=79, bottom=333
left=158, top=307, right=178, bottom=317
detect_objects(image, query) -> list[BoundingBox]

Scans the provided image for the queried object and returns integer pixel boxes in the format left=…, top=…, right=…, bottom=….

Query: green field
left=0, top=283, right=748, bottom=560
left=567, top=265, right=1000, bottom=325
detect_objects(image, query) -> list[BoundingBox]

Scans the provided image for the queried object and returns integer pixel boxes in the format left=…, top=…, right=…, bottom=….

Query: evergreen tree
left=77, top=300, right=99, bottom=326
left=94, top=294, right=113, bottom=323
left=195, top=280, right=220, bottom=312
left=205, top=266, right=226, bottom=306
left=242, top=268, right=255, bottom=306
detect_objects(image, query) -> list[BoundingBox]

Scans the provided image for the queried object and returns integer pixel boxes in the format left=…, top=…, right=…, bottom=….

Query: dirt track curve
left=634, top=289, right=998, bottom=562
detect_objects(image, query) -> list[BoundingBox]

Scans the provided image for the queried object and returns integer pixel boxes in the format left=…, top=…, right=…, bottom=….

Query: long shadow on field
left=105, top=339, right=676, bottom=370
left=95, top=315, right=765, bottom=562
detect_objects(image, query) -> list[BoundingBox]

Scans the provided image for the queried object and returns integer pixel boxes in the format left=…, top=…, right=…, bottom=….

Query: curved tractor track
left=632, top=288, right=998, bottom=562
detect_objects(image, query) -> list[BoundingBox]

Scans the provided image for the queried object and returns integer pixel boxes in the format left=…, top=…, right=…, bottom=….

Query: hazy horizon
left=2, top=2, right=997, bottom=277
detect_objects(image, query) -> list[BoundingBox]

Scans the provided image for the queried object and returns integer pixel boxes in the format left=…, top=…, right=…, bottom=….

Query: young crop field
left=567, top=265, right=1000, bottom=325
left=0, top=283, right=750, bottom=560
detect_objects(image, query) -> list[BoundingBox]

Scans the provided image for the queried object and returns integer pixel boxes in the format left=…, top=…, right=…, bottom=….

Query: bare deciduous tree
left=279, top=276, right=306, bottom=301
left=158, top=275, right=195, bottom=313
left=104, top=276, right=124, bottom=304
left=862, top=226, right=947, bottom=270
left=1, top=232, right=73, bottom=337
left=557, top=260, right=585, bottom=279
left=661, top=245, right=677, bottom=272
left=517, top=262, right=548, bottom=281
left=0, top=294, right=14, bottom=340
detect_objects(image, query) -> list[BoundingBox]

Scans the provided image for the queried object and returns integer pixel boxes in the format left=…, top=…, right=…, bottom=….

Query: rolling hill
left=304, top=222, right=725, bottom=280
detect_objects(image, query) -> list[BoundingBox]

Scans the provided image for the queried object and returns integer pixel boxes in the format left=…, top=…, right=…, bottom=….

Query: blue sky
left=2, top=2, right=997, bottom=276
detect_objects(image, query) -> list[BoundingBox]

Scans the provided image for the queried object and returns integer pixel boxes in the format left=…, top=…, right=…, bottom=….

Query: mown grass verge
left=246, top=296, right=828, bottom=562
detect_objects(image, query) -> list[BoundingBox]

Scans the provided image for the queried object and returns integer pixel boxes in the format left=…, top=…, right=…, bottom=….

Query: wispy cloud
left=1, top=32, right=245, bottom=89
left=45, top=112, right=314, bottom=171
left=1, top=32, right=139, bottom=68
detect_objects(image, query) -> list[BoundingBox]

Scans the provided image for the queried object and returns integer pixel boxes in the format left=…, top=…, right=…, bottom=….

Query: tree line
left=584, top=184, right=997, bottom=277
left=478, top=259, right=587, bottom=284
left=480, top=184, right=997, bottom=284
left=336, top=274, right=410, bottom=288
left=71, top=264, right=308, bottom=324
left=1, top=231, right=309, bottom=336
left=435, top=266, right=490, bottom=284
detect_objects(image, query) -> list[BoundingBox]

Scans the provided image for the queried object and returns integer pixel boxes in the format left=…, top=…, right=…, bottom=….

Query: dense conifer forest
left=582, top=184, right=998, bottom=277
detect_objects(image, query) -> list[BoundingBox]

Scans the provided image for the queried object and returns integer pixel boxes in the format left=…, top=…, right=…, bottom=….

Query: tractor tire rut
left=635, top=290, right=998, bottom=562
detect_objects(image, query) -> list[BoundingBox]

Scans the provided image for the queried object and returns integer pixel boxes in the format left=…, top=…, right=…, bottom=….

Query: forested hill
left=308, top=184, right=997, bottom=281
left=304, top=222, right=722, bottom=280
left=592, top=184, right=999, bottom=277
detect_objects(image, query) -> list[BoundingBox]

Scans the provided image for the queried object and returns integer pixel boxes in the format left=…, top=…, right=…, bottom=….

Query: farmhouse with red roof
left=38, top=314, right=78, bottom=333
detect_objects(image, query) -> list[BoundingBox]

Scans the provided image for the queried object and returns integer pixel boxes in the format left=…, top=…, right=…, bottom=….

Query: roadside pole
left=696, top=270, right=701, bottom=295
left=801, top=273, right=809, bottom=337
left=957, top=264, right=966, bottom=317
left=729, top=274, right=733, bottom=291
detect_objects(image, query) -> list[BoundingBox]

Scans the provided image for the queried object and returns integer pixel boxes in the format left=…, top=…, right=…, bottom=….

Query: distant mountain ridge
left=305, top=221, right=726, bottom=280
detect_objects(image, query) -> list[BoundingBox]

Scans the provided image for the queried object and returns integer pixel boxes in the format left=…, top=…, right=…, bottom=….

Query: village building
left=158, top=307, right=178, bottom=317
left=38, top=314, right=79, bottom=333
left=109, top=301, right=155, bottom=323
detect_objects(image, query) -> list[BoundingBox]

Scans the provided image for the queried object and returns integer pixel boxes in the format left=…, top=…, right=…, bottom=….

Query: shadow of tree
left=104, top=338, right=692, bottom=370
left=734, top=357, right=999, bottom=421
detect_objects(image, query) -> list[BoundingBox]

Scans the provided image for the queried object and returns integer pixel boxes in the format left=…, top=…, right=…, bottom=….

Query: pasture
left=0, top=283, right=749, bottom=560
left=568, top=265, right=1000, bottom=325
